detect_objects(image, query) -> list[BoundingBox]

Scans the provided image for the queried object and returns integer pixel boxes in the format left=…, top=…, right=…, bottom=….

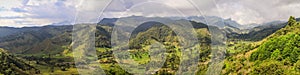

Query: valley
left=0, top=16, right=299, bottom=75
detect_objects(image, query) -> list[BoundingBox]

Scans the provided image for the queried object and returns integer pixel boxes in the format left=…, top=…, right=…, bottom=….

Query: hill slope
left=249, top=16, right=300, bottom=74
left=0, top=26, right=73, bottom=54
left=0, top=48, right=40, bottom=75
left=222, top=16, right=300, bottom=75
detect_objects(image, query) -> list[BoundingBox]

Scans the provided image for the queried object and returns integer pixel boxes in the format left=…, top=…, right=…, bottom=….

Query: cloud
left=0, top=0, right=81, bottom=27
left=211, top=0, right=300, bottom=24
left=1, top=0, right=300, bottom=27
left=0, top=0, right=23, bottom=9
left=101, top=0, right=218, bottom=18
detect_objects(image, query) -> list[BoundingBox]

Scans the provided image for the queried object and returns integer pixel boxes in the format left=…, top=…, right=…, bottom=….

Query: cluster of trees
left=250, top=33, right=300, bottom=62
left=227, top=41, right=256, bottom=55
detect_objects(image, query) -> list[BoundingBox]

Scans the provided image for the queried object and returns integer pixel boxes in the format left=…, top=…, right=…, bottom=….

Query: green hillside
left=249, top=16, right=300, bottom=74
left=0, top=48, right=40, bottom=75
left=0, top=26, right=73, bottom=54
left=222, top=16, right=300, bottom=75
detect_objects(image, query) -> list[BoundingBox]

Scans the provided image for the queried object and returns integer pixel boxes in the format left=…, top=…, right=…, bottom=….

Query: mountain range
left=0, top=16, right=293, bottom=54
left=0, top=16, right=298, bottom=74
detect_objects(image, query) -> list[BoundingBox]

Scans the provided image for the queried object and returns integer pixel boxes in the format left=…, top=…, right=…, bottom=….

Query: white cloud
left=0, top=0, right=81, bottom=27
left=0, top=11, right=25, bottom=17
left=0, top=0, right=23, bottom=9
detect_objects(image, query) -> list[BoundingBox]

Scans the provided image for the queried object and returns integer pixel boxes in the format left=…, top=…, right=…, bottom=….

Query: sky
left=0, top=0, right=300, bottom=27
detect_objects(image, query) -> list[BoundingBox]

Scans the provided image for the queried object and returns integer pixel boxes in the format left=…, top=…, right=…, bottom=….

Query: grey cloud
left=204, top=0, right=300, bottom=24
left=102, top=0, right=219, bottom=18
left=104, top=0, right=150, bottom=12
left=104, top=0, right=127, bottom=12
left=2, top=0, right=300, bottom=27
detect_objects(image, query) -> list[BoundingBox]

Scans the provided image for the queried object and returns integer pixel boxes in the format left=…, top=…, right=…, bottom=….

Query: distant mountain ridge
left=0, top=27, right=40, bottom=38
left=0, top=16, right=297, bottom=55
left=188, top=16, right=242, bottom=28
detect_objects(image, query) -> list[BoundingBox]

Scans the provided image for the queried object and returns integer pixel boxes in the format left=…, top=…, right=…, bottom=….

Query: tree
left=271, top=49, right=282, bottom=61
left=288, top=16, right=296, bottom=26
